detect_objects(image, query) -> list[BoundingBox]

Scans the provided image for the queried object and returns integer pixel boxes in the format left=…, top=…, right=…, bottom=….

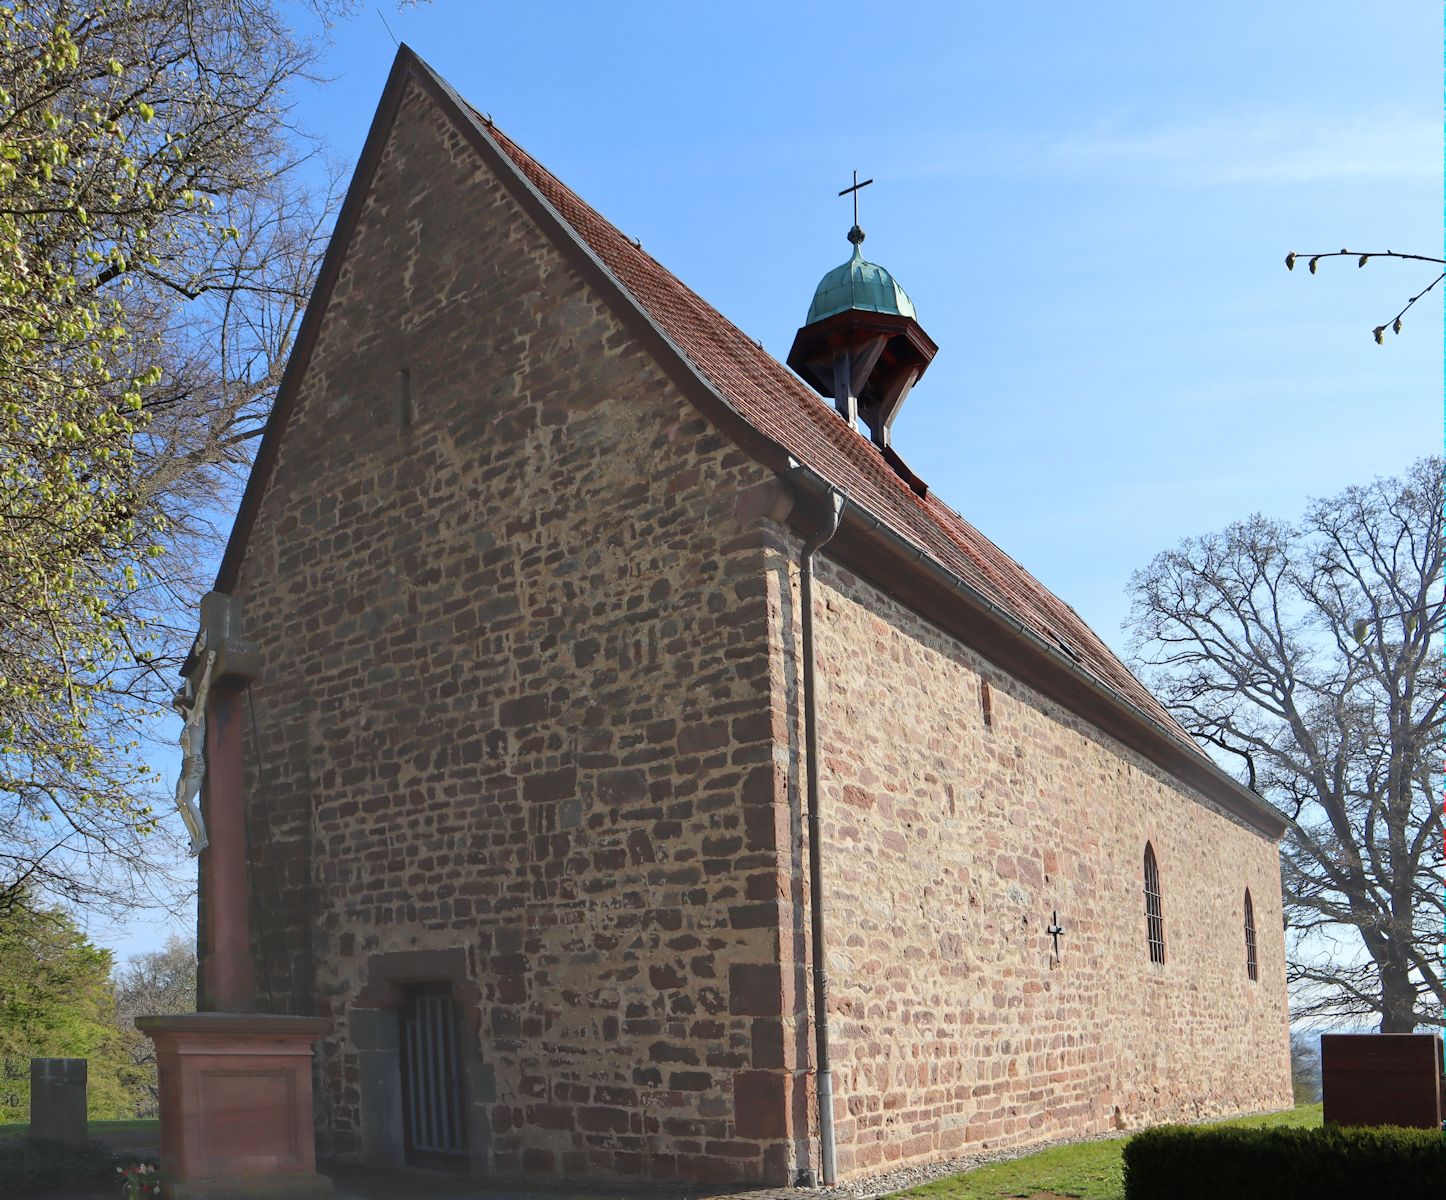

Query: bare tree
left=1285, top=249, right=1445, bottom=344
left=1127, top=458, right=1443, bottom=1031
left=113, top=934, right=196, bottom=1115
left=1289, top=1032, right=1321, bottom=1105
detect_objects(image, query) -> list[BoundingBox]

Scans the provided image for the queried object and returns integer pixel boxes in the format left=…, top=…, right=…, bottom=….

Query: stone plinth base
left=136, top=1013, right=332, bottom=1200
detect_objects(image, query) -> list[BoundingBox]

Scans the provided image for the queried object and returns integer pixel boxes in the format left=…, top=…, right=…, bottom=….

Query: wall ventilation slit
left=397, top=368, right=414, bottom=429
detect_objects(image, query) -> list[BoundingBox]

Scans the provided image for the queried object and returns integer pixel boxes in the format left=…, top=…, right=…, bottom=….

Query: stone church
left=210, top=46, right=1292, bottom=1188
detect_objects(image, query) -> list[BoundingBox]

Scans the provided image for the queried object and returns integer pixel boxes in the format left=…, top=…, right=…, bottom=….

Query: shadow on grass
left=886, top=1105, right=1322, bottom=1200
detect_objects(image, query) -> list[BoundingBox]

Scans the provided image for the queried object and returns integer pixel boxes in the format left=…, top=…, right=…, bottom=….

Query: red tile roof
left=472, top=116, right=1208, bottom=763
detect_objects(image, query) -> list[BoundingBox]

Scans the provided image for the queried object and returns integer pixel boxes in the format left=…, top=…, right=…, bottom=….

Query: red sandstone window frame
left=1244, top=888, right=1258, bottom=982
left=1143, top=842, right=1165, bottom=965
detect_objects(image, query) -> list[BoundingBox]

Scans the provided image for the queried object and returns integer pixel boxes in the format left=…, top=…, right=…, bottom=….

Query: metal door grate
left=400, top=986, right=467, bottom=1167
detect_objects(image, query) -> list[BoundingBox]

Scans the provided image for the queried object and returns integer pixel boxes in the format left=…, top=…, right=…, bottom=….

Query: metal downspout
left=800, top=486, right=844, bottom=1186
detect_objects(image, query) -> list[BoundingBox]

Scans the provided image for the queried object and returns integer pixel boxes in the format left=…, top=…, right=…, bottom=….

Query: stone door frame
left=349, top=948, right=492, bottom=1174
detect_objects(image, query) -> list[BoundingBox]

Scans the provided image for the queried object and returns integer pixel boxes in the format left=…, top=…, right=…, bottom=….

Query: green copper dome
left=805, top=226, right=917, bottom=324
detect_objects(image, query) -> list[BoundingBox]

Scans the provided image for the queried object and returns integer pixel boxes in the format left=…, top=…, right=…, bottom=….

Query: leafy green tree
left=0, top=0, right=328, bottom=918
left=0, top=898, right=133, bottom=1119
left=1128, top=459, right=1443, bottom=1031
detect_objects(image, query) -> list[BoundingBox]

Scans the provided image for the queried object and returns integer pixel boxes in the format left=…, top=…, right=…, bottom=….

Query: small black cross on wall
left=1048, top=910, right=1065, bottom=960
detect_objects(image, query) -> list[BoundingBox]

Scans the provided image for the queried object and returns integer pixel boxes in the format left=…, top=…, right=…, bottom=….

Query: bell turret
left=786, top=222, right=937, bottom=451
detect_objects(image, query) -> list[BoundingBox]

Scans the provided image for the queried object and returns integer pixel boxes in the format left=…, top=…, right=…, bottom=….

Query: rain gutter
left=797, top=483, right=845, bottom=1187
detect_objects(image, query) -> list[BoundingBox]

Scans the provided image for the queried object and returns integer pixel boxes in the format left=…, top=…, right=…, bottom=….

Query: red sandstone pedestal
left=136, top=1013, right=332, bottom=1200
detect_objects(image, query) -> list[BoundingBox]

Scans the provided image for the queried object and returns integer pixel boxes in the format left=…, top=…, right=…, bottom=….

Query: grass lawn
left=886, top=1104, right=1323, bottom=1199
left=0, top=1119, right=159, bottom=1142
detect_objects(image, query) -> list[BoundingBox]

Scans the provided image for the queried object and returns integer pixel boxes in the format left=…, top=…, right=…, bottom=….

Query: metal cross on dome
left=1048, top=910, right=1065, bottom=960
left=838, top=170, right=874, bottom=227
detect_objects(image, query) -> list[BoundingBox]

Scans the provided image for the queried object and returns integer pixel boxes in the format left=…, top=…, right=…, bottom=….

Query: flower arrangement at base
left=119, top=1161, right=162, bottom=1199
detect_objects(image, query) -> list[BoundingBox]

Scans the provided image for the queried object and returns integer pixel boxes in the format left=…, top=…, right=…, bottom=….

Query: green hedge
left=1123, top=1124, right=1445, bottom=1200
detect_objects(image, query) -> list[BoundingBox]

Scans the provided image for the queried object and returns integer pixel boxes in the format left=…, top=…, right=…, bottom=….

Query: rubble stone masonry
left=224, top=75, right=1292, bottom=1191
left=779, top=556, right=1293, bottom=1178
left=232, top=81, right=797, bottom=1184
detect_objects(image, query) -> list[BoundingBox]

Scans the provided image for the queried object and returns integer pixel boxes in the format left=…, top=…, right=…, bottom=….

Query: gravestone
left=29, top=1058, right=87, bottom=1145
left=1321, top=1032, right=1445, bottom=1130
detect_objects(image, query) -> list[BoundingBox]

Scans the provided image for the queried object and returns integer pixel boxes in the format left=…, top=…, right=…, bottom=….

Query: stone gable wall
left=787, top=555, right=1293, bottom=1178
left=230, top=81, right=802, bottom=1186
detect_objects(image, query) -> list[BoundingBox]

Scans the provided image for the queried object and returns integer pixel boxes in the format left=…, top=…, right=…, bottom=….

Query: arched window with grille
left=1244, top=888, right=1258, bottom=981
left=1143, top=843, right=1165, bottom=964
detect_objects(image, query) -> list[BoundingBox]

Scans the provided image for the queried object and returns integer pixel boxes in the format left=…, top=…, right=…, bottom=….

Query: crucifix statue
left=172, top=640, right=216, bottom=856
left=172, top=594, right=261, bottom=856
left=1048, top=910, right=1065, bottom=960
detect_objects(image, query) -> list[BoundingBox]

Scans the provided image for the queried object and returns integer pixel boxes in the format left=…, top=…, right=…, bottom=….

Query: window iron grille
left=1245, top=889, right=1258, bottom=982
left=1144, top=843, right=1165, bottom=965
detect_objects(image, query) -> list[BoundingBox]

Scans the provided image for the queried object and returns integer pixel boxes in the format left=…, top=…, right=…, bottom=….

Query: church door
left=399, top=985, right=468, bottom=1168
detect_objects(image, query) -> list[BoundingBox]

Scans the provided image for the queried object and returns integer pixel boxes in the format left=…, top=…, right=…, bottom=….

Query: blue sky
left=95, top=0, right=1441, bottom=961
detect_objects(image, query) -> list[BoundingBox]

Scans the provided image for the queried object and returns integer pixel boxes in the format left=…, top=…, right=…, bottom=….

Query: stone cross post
left=144, top=591, right=332, bottom=1200
left=184, top=592, right=261, bottom=1011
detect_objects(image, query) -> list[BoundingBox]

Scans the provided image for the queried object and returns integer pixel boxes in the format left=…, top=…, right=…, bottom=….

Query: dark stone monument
left=1321, top=1032, right=1445, bottom=1130
left=29, top=1058, right=87, bottom=1145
